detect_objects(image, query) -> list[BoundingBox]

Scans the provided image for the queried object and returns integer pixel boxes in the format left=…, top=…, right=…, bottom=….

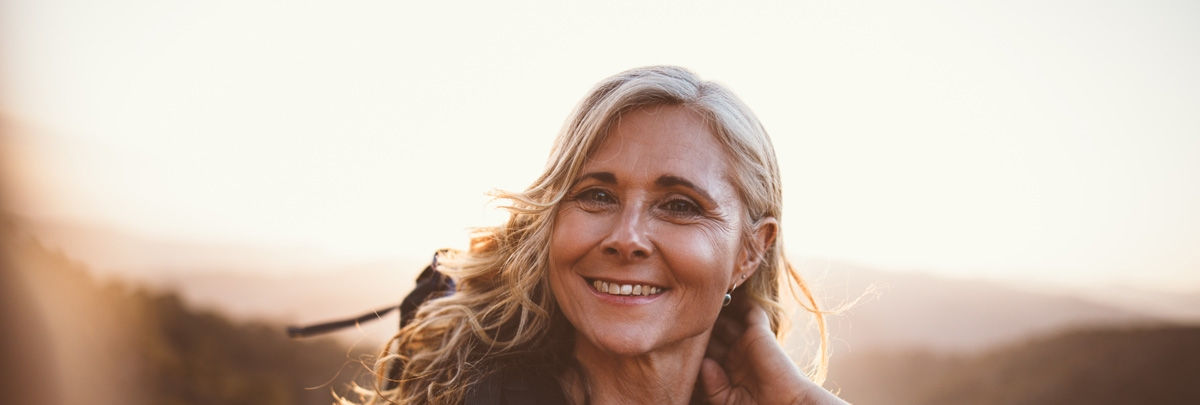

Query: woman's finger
left=743, top=302, right=771, bottom=330
left=699, top=358, right=734, bottom=405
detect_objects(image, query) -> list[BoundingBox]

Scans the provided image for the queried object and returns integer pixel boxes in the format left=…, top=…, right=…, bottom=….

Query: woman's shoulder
left=465, top=364, right=569, bottom=405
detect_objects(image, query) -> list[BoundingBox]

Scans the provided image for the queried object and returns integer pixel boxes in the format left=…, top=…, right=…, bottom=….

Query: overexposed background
left=5, top=0, right=1196, bottom=291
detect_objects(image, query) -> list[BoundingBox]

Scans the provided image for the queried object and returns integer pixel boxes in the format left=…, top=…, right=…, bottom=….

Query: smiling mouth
left=585, top=278, right=666, bottom=297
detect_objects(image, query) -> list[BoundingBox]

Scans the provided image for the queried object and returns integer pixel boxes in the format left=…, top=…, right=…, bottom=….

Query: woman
left=348, top=66, right=847, bottom=405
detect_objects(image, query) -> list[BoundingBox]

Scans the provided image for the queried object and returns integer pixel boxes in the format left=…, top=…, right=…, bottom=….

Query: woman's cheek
left=657, top=224, right=735, bottom=292
left=551, top=209, right=608, bottom=265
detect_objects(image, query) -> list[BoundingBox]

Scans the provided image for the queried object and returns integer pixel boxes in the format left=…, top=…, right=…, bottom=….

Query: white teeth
left=590, top=280, right=663, bottom=296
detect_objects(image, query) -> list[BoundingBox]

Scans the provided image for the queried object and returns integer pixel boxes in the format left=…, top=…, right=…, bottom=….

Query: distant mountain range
left=8, top=215, right=426, bottom=344
left=794, top=259, right=1173, bottom=353
left=827, top=325, right=1200, bottom=405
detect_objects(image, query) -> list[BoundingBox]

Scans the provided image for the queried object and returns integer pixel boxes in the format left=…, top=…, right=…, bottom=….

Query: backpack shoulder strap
left=285, top=251, right=455, bottom=338
left=398, top=250, right=456, bottom=329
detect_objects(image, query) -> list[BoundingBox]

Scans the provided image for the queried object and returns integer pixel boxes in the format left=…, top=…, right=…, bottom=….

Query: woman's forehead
left=579, top=106, right=738, bottom=196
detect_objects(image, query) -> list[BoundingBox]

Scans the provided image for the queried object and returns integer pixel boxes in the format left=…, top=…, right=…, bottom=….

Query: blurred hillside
left=827, top=325, right=1200, bottom=404
left=13, top=216, right=421, bottom=346
left=800, top=260, right=1169, bottom=353
left=4, top=231, right=372, bottom=405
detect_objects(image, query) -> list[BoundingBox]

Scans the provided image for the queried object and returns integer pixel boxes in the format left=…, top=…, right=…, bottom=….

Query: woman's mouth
left=586, top=278, right=666, bottom=297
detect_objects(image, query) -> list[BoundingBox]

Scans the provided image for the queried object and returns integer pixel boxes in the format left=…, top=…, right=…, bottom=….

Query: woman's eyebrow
left=573, top=172, right=617, bottom=185
left=655, top=175, right=715, bottom=203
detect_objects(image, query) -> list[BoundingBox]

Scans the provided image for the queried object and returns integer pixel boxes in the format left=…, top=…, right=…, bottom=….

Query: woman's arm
left=699, top=299, right=849, bottom=405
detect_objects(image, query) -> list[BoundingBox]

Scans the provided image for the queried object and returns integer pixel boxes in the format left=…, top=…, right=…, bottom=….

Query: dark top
left=465, top=366, right=570, bottom=405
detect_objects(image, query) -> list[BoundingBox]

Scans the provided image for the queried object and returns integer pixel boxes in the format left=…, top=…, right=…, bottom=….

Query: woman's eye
left=661, top=199, right=700, bottom=216
left=575, top=189, right=617, bottom=209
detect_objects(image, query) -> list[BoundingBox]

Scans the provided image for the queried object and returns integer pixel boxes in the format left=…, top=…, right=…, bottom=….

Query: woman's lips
left=585, top=277, right=666, bottom=297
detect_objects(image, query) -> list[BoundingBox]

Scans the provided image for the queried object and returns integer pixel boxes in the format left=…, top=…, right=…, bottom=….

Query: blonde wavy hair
left=344, top=66, right=828, bottom=405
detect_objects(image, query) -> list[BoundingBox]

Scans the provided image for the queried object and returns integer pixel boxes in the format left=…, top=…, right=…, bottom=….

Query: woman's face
left=548, top=105, right=760, bottom=357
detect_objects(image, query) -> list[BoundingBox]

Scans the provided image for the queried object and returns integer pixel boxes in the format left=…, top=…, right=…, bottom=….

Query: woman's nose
left=601, top=204, right=653, bottom=261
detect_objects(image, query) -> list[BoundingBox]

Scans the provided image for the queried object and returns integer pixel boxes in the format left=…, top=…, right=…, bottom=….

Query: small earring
left=722, top=293, right=732, bottom=307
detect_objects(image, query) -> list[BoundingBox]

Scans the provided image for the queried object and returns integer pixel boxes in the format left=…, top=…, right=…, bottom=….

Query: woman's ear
left=734, top=217, right=778, bottom=288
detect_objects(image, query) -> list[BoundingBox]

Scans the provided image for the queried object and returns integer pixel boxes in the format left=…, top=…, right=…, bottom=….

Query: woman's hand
left=700, top=297, right=848, bottom=405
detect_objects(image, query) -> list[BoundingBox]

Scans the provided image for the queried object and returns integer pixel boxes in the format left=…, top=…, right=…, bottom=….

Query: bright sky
left=2, top=0, right=1198, bottom=291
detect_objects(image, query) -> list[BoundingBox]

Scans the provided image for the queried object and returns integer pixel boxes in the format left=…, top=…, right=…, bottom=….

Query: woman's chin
left=579, top=326, right=707, bottom=358
left=580, top=329, right=661, bottom=357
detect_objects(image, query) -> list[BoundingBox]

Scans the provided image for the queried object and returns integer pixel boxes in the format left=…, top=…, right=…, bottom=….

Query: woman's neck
left=563, top=331, right=711, bottom=405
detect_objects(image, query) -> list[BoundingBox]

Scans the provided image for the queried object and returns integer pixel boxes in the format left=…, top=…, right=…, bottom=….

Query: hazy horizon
left=11, top=213, right=1200, bottom=328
